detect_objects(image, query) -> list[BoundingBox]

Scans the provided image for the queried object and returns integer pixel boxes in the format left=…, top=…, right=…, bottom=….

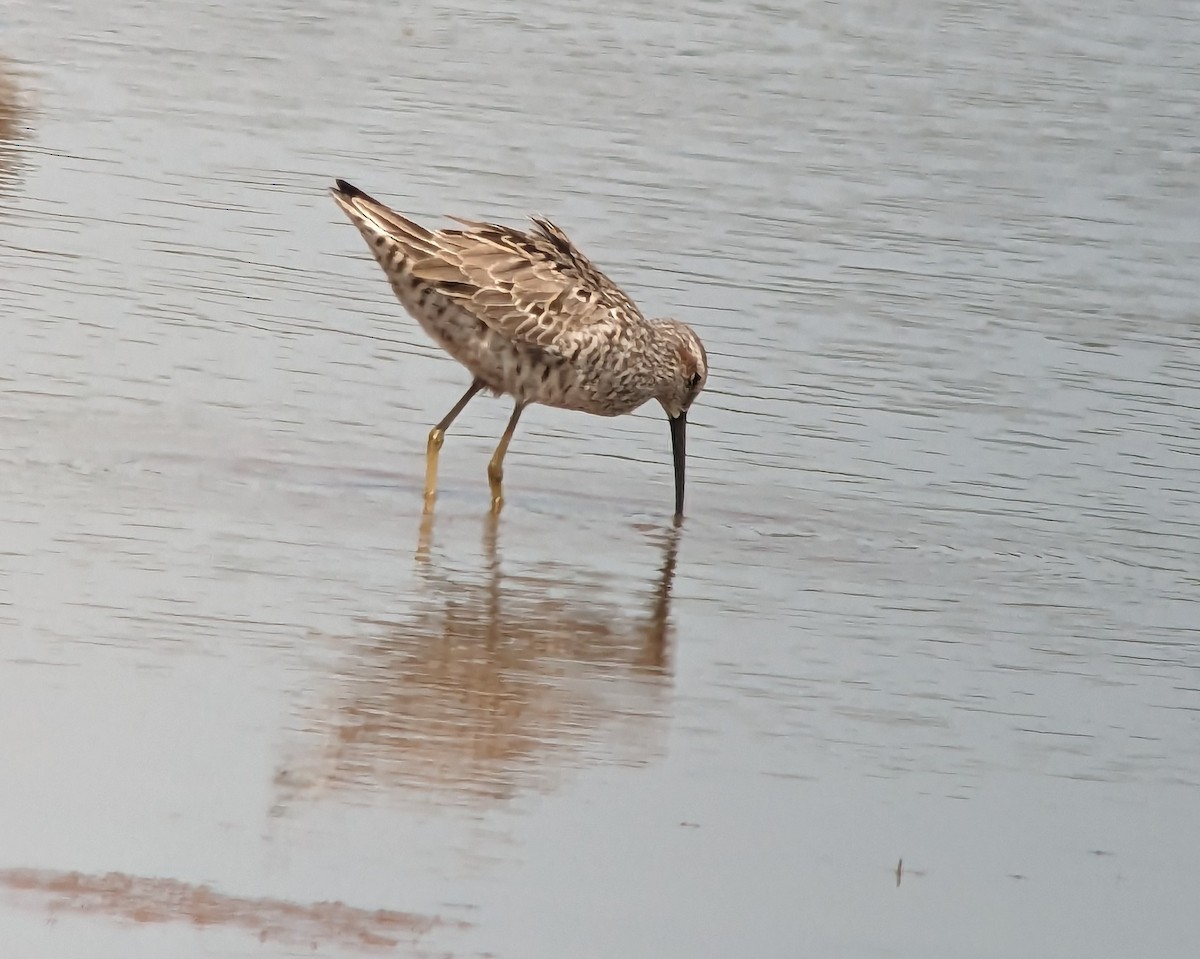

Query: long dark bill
left=669, top=412, right=687, bottom=520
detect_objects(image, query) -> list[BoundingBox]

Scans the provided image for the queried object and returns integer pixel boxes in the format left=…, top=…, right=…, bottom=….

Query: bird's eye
left=688, top=372, right=702, bottom=390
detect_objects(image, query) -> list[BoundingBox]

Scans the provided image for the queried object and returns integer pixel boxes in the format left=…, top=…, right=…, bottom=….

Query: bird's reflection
left=278, top=515, right=680, bottom=807
left=0, top=60, right=27, bottom=197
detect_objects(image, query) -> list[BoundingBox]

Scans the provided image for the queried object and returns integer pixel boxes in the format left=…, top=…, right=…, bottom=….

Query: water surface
left=2, top=1, right=1199, bottom=956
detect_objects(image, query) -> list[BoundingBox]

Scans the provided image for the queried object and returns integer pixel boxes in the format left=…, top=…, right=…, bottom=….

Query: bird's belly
left=392, top=280, right=653, bottom=416
left=463, top=338, right=649, bottom=417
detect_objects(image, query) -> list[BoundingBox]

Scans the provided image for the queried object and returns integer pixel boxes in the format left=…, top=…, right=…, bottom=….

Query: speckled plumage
left=330, top=179, right=708, bottom=517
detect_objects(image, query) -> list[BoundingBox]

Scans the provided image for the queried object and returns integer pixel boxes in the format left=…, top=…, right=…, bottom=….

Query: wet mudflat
left=2, top=1, right=1199, bottom=956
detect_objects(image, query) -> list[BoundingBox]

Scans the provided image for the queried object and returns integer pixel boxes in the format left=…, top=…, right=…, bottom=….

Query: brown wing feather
left=409, top=216, right=645, bottom=353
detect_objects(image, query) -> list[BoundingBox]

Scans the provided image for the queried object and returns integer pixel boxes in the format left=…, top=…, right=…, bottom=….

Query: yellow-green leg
left=424, top=378, right=484, bottom=513
left=487, top=402, right=526, bottom=513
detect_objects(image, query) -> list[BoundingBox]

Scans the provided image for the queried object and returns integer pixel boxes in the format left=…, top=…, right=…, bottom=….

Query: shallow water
left=2, top=0, right=1199, bottom=955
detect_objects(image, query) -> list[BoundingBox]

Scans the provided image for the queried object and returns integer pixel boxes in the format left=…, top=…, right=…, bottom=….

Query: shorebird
left=330, top=179, right=708, bottom=518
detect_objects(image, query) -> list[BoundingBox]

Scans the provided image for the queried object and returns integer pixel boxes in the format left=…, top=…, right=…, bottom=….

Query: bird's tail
left=329, top=179, right=438, bottom=257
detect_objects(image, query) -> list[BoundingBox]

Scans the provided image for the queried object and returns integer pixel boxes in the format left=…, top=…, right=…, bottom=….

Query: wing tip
left=331, top=178, right=377, bottom=204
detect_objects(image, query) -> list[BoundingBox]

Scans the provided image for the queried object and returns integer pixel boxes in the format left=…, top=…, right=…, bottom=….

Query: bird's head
left=655, top=320, right=708, bottom=419
left=654, top=320, right=708, bottom=521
